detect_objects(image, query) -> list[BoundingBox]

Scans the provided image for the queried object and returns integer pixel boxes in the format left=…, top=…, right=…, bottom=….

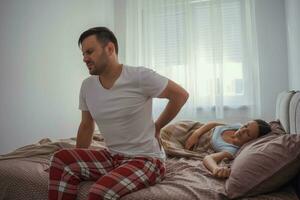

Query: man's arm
left=155, top=80, right=189, bottom=138
left=76, top=111, right=95, bottom=148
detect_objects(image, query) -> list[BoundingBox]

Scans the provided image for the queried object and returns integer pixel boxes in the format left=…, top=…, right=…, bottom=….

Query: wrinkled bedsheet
left=0, top=133, right=298, bottom=200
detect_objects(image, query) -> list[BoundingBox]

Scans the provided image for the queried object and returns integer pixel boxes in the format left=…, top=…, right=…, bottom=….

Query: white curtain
left=125, top=0, right=260, bottom=123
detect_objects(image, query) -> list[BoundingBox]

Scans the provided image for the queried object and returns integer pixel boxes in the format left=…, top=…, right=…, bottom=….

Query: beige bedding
left=160, top=120, right=216, bottom=159
left=0, top=131, right=298, bottom=200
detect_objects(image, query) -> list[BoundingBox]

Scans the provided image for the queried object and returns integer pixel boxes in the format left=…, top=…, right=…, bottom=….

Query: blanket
left=160, top=120, right=216, bottom=159
left=0, top=133, right=106, bottom=164
left=0, top=129, right=298, bottom=200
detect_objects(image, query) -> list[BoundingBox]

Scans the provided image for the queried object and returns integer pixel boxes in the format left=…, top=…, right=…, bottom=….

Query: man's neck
left=99, top=62, right=123, bottom=89
left=101, top=59, right=122, bottom=77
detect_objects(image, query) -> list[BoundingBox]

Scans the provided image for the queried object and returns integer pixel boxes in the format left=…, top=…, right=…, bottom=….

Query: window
left=125, top=0, right=260, bottom=121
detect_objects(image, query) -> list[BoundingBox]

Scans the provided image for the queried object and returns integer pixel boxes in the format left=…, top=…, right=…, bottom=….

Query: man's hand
left=212, top=166, right=231, bottom=178
left=154, top=80, right=189, bottom=142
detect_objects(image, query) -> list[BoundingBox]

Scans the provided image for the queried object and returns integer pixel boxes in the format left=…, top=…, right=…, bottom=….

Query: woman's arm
left=184, top=122, right=223, bottom=150
left=203, top=151, right=233, bottom=178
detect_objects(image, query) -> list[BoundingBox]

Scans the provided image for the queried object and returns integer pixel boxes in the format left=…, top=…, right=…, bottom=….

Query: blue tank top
left=211, top=124, right=241, bottom=156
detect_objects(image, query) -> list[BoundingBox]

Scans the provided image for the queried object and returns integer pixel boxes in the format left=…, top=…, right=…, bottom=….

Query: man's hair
left=254, top=119, right=271, bottom=136
left=78, top=27, right=119, bottom=55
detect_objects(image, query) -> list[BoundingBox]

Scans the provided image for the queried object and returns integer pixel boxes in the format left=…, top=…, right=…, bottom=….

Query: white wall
left=254, top=0, right=289, bottom=121
left=285, top=0, right=300, bottom=90
left=0, top=0, right=114, bottom=154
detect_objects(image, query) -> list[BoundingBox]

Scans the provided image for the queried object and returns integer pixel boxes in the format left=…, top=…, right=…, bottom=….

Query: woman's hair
left=253, top=119, right=272, bottom=136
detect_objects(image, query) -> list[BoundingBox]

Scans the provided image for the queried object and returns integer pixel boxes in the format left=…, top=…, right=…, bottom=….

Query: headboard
left=276, top=91, right=300, bottom=134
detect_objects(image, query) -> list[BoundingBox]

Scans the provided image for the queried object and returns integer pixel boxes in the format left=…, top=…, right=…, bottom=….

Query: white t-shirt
left=79, top=65, right=168, bottom=160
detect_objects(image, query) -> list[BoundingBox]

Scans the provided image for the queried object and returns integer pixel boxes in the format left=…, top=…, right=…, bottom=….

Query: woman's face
left=234, top=121, right=259, bottom=145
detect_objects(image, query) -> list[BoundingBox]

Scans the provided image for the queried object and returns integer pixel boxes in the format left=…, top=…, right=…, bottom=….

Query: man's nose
left=83, top=56, right=89, bottom=63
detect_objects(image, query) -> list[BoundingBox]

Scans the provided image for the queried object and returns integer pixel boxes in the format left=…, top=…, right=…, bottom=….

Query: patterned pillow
left=225, top=134, right=300, bottom=199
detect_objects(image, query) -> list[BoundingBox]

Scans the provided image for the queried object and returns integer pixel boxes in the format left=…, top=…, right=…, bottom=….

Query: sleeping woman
left=184, top=119, right=271, bottom=178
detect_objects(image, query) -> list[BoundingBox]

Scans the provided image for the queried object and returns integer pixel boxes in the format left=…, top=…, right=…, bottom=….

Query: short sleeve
left=139, top=67, right=168, bottom=97
left=78, top=81, right=89, bottom=111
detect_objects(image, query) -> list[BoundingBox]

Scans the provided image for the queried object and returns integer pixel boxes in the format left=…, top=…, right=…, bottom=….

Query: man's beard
left=89, top=63, right=107, bottom=75
left=90, top=54, right=108, bottom=75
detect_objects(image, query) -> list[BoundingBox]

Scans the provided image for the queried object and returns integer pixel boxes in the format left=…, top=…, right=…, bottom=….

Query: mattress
left=0, top=155, right=297, bottom=200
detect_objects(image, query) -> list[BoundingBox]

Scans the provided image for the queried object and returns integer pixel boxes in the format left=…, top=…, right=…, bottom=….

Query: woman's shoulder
left=213, top=124, right=240, bottom=136
left=216, top=123, right=241, bottom=129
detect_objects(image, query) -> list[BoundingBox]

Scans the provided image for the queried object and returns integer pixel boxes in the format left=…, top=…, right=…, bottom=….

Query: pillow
left=269, top=120, right=287, bottom=135
left=225, top=134, right=300, bottom=199
left=291, top=173, right=300, bottom=198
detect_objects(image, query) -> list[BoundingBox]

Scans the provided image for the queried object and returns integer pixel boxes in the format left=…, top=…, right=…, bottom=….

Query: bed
left=0, top=90, right=300, bottom=200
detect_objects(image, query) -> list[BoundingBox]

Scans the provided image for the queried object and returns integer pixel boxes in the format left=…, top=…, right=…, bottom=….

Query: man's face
left=81, top=35, right=109, bottom=75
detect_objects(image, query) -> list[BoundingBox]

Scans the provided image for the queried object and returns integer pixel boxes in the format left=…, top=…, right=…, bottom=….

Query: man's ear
left=105, top=42, right=115, bottom=55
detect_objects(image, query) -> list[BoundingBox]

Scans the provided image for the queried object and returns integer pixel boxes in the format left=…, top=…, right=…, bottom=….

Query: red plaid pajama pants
left=48, top=148, right=165, bottom=200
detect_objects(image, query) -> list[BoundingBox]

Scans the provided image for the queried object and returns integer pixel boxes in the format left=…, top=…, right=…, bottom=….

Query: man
left=48, top=27, right=189, bottom=200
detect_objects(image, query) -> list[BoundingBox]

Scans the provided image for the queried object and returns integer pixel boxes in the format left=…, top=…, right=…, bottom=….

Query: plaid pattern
left=48, top=149, right=165, bottom=200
